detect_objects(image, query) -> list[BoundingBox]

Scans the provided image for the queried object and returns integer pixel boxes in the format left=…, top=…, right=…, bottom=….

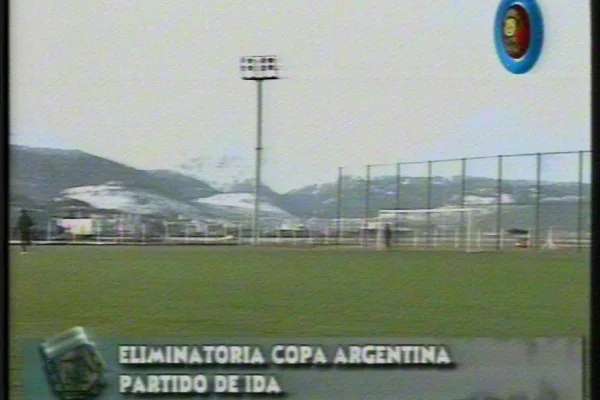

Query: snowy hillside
left=58, top=182, right=202, bottom=217
left=463, top=194, right=515, bottom=205
left=195, top=193, right=294, bottom=218
left=57, top=183, right=296, bottom=224
left=10, top=145, right=590, bottom=228
left=175, top=153, right=254, bottom=192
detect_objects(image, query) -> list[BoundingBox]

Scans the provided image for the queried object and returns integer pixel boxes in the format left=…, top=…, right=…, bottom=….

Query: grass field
left=9, top=245, right=590, bottom=397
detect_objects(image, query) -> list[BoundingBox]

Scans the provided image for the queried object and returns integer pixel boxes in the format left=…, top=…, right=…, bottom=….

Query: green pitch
left=9, top=245, right=589, bottom=397
left=11, top=245, right=589, bottom=338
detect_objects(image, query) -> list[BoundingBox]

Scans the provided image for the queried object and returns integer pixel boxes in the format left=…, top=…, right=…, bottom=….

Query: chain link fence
left=337, top=151, right=591, bottom=251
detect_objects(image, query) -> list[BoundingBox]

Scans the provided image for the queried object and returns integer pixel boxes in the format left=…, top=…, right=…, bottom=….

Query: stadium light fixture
left=239, top=55, right=280, bottom=245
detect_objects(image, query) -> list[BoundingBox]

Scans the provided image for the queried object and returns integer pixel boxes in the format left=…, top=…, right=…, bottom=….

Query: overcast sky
left=11, top=1, right=591, bottom=192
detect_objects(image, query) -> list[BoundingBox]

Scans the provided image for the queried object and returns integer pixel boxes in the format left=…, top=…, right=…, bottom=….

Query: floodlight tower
left=240, top=55, right=280, bottom=245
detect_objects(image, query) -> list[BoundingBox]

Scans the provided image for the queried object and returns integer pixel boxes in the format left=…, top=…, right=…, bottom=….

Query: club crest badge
left=494, top=0, right=544, bottom=74
left=40, top=327, right=107, bottom=400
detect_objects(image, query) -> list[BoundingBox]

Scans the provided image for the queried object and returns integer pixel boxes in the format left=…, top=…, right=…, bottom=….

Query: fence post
left=120, top=214, right=125, bottom=243
left=395, top=162, right=401, bottom=233
left=396, top=163, right=401, bottom=210
left=535, top=153, right=542, bottom=250
left=496, top=155, right=503, bottom=251
left=461, top=158, right=467, bottom=248
left=337, top=167, right=343, bottom=244
left=577, top=151, right=584, bottom=252
left=427, top=161, right=433, bottom=246
left=365, top=165, right=371, bottom=222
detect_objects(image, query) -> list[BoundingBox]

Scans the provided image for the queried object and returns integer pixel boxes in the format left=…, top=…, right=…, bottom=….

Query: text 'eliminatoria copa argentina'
left=118, top=345, right=454, bottom=366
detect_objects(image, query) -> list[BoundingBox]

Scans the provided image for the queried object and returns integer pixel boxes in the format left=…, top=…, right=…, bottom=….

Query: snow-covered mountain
left=9, top=145, right=590, bottom=233
left=462, top=194, right=515, bottom=205
left=174, top=153, right=254, bottom=192
left=56, top=183, right=295, bottom=225
left=196, top=193, right=293, bottom=217
left=9, top=145, right=291, bottom=223
left=58, top=182, right=204, bottom=217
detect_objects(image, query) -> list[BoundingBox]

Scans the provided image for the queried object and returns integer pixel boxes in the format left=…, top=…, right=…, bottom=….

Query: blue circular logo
left=494, top=0, right=544, bottom=74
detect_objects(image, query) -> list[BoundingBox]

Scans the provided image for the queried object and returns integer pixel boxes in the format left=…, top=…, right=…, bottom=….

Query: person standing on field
left=17, top=209, right=34, bottom=254
left=384, top=223, right=393, bottom=250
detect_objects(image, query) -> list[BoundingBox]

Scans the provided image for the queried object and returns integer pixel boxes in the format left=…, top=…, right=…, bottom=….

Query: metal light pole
left=240, top=56, right=280, bottom=245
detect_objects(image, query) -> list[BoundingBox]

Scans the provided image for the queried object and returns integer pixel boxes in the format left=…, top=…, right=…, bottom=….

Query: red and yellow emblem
left=502, top=5, right=531, bottom=59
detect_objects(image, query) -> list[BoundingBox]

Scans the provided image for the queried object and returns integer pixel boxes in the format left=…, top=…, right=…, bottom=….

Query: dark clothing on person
left=17, top=211, right=34, bottom=252
left=384, top=225, right=393, bottom=249
left=20, top=230, right=31, bottom=244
